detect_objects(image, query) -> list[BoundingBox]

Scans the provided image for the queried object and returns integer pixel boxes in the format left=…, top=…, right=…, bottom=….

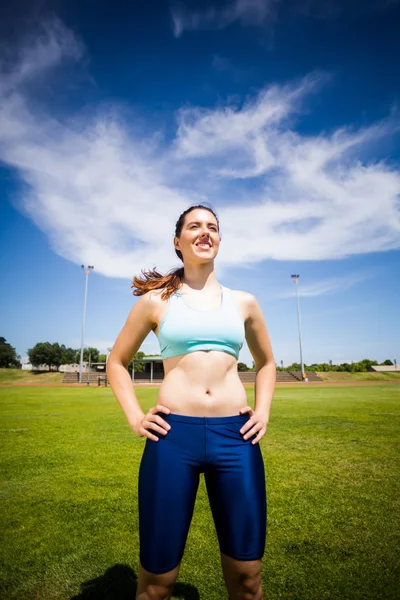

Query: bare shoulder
left=144, top=288, right=170, bottom=330
left=231, top=289, right=255, bottom=302
left=230, top=289, right=258, bottom=322
left=108, top=289, right=163, bottom=366
left=126, top=290, right=155, bottom=322
left=146, top=288, right=170, bottom=307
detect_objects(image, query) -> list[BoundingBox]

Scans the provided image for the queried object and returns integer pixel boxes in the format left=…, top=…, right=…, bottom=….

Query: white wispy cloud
left=173, top=74, right=324, bottom=173
left=275, top=272, right=375, bottom=299
left=0, top=19, right=83, bottom=93
left=171, top=0, right=278, bottom=37
left=0, top=21, right=399, bottom=279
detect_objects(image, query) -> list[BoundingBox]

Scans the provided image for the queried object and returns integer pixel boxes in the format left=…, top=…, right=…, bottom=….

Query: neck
left=181, top=263, right=219, bottom=292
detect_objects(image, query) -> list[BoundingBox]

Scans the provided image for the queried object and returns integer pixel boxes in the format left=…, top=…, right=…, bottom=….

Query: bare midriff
left=157, top=350, right=248, bottom=417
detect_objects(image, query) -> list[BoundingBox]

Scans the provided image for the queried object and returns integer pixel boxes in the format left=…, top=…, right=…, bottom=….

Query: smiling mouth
left=196, top=242, right=212, bottom=249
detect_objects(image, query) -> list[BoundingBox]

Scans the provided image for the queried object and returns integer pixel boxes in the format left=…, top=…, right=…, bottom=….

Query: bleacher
left=62, top=372, right=79, bottom=383
left=61, top=372, right=108, bottom=385
left=133, top=372, right=163, bottom=384
left=239, top=371, right=321, bottom=384
left=289, top=371, right=322, bottom=382
left=277, top=371, right=299, bottom=383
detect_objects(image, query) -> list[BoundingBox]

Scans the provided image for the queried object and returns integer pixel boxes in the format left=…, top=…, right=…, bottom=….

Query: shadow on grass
left=70, top=563, right=200, bottom=599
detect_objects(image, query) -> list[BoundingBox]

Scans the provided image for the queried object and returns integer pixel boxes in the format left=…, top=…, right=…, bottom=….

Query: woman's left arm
left=239, top=293, right=276, bottom=444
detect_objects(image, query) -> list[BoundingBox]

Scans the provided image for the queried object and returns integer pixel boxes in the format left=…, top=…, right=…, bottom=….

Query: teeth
left=198, top=243, right=210, bottom=248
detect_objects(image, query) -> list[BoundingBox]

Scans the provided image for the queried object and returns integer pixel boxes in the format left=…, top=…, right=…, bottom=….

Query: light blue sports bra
left=156, top=285, right=245, bottom=360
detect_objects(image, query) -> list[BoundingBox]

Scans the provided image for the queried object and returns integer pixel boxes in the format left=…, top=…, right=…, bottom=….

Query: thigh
left=138, top=432, right=200, bottom=574
left=205, top=432, right=267, bottom=561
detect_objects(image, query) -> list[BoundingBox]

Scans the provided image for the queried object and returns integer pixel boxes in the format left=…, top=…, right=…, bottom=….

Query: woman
left=107, top=204, right=276, bottom=600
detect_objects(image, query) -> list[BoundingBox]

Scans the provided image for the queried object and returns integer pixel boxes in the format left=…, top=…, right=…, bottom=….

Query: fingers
left=251, top=427, right=267, bottom=445
left=150, top=405, right=171, bottom=429
left=242, top=421, right=260, bottom=439
left=150, top=413, right=171, bottom=429
left=151, top=404, right=171, bottom=415
left=239, top=413, right=255, bottom=435
left=239, top=411, right=267, bottom=444
left=141, top=404, right=172, bottom=441
left=245, top=423, right=267, bottom=444
left=146, top=421, right=170, bottom=436
left=139, top=419, right=169, bottom=442
left=140, top=428, right=160, bottom=442
left=239, top=406, right=253, bottom=435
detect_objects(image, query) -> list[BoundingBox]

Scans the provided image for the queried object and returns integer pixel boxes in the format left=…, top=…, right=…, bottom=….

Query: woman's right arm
left=106, top=292, right=170, bottom=440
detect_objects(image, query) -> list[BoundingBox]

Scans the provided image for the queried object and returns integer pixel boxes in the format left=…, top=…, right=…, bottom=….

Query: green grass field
left=1, top=385, right=399, bottom=599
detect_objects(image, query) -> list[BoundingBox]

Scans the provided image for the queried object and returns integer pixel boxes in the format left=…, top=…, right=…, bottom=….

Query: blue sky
left=0, top=0, right=399, bottom=367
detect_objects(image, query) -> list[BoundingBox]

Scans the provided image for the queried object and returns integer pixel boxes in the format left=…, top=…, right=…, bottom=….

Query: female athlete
left=107, top=204, right=276, bottom=600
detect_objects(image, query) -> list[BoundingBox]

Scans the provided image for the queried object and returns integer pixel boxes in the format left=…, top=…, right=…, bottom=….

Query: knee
left=136, top=566, right=179, bottom=600
left=137, top=582, right=174, bottom=600
left=239, top=572, right=263, bottom=600
left=146, top=583, right=174, bottom=600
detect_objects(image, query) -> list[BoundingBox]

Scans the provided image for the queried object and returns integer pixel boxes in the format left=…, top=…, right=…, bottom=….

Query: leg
left=137, top=419, right=201, bottom=597
left=136, top=562, right=180, bottom=600
left=220, top=553, right=263, bottom=600
left=205, top=422, right=267, bottom=600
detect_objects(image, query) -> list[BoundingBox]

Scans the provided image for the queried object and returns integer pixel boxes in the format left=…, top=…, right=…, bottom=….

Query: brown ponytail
left=131, top=204, right=220, bottom=301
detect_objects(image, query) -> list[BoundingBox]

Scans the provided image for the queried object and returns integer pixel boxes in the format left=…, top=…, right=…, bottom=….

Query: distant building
left=59, top=363, right=89, bottom=373
left=368, top=365, right=399, bottom=372
left=21, top=363, right=64, bottom=371
left=20, top=356, right=90, bottom=372
left=20, top=357, right=55, bottom=371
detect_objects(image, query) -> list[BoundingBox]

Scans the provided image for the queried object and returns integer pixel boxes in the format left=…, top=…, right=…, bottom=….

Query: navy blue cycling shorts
left=138, top=412, right=267, bottom=574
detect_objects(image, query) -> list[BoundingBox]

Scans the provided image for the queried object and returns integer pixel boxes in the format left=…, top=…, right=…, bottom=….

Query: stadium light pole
left=291, top=274, right=306, bottom=382
left=79, top=265, right=94, bottom=384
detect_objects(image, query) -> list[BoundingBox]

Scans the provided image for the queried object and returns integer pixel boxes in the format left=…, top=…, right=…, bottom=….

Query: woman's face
left=174, top=208, right=220, bottom=263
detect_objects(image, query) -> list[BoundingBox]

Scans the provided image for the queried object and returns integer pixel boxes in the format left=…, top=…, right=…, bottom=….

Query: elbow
left=106, top=353, right=129, bottom=377
left=255, top=356, right=276, bottom=373
left=106, top=354, right=121, bottom=377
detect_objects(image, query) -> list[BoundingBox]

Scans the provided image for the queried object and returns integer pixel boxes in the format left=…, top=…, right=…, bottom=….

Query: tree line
left=272, top=358, right=394, bottom=372
left=0, top=337, right=146, bottom=373
left=26, top=343, right=108, bottom=371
